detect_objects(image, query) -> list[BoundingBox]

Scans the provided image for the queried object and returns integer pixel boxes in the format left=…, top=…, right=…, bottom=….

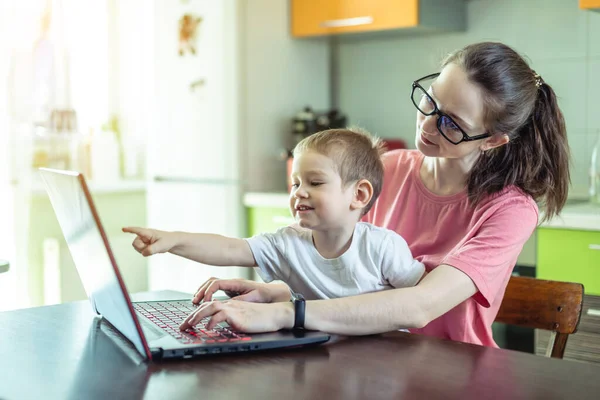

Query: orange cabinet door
left=292, top=0, right=418, bottom=38
left=581, top=0, right=600, bottom=9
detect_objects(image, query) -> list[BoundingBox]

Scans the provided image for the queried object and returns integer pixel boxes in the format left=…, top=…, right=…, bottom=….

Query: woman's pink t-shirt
left=364, top=149, right=538, bottom=347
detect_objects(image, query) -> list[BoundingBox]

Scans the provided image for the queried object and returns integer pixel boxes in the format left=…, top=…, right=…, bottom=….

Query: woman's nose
left=421, top=113, right=439, bottom=135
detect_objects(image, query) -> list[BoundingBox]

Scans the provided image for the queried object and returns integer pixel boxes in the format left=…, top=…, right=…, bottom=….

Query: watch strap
left=291, top=291, right=306, bottom=329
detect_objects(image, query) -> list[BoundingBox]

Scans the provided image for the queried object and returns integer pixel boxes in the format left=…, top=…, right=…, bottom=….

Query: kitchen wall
left=335, top=0, right=600, bottom=198
left=241, top=0, right=330, bottom=192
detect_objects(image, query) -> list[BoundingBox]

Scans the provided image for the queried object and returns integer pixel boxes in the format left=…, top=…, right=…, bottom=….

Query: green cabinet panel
left=537, top=228, right=600, bottom=296
left=247, top=207, right=295, bottom=236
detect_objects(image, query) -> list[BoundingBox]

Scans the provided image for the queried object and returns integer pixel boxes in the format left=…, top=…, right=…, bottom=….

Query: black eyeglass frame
left=411, top=73, right=491, bottom=145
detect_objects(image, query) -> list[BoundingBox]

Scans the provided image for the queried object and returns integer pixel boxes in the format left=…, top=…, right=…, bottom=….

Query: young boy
left=123, top=128, right=425, bottom=303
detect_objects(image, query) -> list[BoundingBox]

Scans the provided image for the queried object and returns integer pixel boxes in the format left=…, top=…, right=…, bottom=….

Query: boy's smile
left=295, top=204, right=314, bottom=213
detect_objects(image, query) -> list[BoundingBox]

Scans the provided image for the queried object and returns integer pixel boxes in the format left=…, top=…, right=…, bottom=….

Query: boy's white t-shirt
left=244, top=222, right=425, bottom=301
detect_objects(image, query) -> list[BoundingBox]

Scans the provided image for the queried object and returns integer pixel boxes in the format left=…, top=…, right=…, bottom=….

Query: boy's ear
left=480, top=133, right=509, bottom=151
left=350, top=179, right=373, bottom=212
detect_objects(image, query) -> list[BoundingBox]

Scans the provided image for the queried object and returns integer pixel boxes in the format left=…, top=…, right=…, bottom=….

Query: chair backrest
left=495, top=275, right=584, bottom=359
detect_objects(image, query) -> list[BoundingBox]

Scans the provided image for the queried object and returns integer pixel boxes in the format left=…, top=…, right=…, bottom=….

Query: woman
left=179, top=42, right=570, bottom=347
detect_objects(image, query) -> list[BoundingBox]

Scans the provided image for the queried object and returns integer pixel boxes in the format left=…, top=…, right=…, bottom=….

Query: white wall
left=241, top=0, right=330, bottom=192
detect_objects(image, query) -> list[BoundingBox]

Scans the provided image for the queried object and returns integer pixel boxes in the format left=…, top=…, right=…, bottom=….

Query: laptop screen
left=39, top=168, right=149, bottom=358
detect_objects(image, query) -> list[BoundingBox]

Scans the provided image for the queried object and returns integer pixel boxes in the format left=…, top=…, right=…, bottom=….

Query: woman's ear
left=350, top=179, right=373, bottom=212
left=480, top=133, right=509, bottom=151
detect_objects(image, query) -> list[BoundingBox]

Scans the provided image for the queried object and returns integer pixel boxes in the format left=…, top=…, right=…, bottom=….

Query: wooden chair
left=495, top=275, right=584, bottom=359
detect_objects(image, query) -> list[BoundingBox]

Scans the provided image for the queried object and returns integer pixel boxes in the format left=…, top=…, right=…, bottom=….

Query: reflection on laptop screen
left=39, top=168, right=147, bottom=357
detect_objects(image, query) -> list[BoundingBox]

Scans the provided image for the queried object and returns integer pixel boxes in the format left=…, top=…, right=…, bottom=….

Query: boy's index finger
left=122, top=226, right=144, bottom=236
left=123, top=227, right=155, bottom=243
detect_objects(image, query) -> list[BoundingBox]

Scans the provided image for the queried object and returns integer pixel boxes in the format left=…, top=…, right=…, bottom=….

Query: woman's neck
left=311, top=224, right=355, bottom=259
left=420, top=153, right=479, bottom=196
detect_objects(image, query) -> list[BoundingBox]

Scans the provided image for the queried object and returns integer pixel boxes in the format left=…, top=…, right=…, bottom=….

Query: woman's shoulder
left=382, top=149, right=422, bottom=176
left=382, top=149, right=422, bottom=165
left=479, top=186, right=539, bottom=221
left=486, top=186, right=537, bottom=207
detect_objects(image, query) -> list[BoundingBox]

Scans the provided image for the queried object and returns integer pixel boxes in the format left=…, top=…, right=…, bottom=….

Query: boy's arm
left=123, top=227, right=256, bottom=267
left=170, top=232, right=257, bottom=267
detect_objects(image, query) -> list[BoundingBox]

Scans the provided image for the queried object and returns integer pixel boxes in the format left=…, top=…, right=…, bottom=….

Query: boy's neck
left=311, top=222, right=357, bottom=259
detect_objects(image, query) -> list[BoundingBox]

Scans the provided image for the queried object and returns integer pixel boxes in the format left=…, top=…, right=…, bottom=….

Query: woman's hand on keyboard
left=192, top=278, right=291, bottom=304
left=179, top=300, right=294, bottom=333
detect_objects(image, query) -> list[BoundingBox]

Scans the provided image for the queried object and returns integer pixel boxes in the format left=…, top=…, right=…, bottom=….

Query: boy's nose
left=294, top=186, right=308, bottom=198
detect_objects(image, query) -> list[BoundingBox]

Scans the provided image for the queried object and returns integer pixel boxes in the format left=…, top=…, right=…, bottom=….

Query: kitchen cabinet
left=581, top=0, right=600, bottom=10
left=248, top=206, right=295, bottom=237
left=537, top=228, right=600, bottom=296
left=291, top=0, right=465, bottom=38
left=245, top=193, right=294, bottom=237
left=244, top=193, right=293, bottom=282
left=536, top=225, right=600, bottom=363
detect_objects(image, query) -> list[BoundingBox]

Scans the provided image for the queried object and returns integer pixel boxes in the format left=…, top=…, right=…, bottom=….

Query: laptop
left=39, top=168, right=331, bottom=361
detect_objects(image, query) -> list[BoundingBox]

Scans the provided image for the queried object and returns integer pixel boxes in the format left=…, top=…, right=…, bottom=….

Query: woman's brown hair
left=443, top=42, right=570, bottom=221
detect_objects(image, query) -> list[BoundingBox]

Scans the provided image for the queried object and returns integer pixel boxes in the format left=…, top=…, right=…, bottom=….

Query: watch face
left=292, top=292, right=305, bottom=302
left=290, top=290, right=302, bottom=301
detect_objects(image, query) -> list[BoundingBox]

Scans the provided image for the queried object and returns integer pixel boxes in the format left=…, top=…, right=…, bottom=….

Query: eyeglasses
left=411, top=73, right=491, bottom=145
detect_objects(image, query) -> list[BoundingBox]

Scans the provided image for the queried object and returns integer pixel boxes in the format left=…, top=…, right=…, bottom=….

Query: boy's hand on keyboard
left=122, top=226, right=177, bottom=257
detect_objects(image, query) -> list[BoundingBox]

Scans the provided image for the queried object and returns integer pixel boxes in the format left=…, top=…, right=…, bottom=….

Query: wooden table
left=1, top=290, right=599, bottom=400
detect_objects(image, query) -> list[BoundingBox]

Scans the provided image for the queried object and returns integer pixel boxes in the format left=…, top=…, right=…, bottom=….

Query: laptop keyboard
left=134, top=301, right=251, bottom=345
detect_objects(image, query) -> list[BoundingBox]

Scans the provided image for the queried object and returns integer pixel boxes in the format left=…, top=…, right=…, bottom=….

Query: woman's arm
left=180, top=264, right=477, bottom=334
left=303, top=265, right=476, bottom=334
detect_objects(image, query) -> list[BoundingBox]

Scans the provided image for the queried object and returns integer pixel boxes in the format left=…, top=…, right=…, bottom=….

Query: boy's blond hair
left=292, top=127, right=387, bottom=215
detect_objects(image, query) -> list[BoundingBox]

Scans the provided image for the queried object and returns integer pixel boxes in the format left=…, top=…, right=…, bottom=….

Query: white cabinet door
left=150, top=0, right=239, bottom=181
left=146, top=181, right=248, bottom=293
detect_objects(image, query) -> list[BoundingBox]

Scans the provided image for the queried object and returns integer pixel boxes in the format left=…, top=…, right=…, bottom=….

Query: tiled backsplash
left=336, top=0, right=600, bottom=198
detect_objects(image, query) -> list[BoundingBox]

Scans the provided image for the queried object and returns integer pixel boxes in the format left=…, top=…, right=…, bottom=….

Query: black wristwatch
left=290, top=291, right=306, bottom=329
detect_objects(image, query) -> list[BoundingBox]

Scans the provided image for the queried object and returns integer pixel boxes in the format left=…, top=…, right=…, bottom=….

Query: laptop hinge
left=150, top=347, right=163, bottom=361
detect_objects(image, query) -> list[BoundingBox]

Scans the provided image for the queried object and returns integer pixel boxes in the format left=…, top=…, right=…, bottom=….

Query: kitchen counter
left=541, top=201, right=600, bottom=231
left=243, top=192, right=289, bottom=208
